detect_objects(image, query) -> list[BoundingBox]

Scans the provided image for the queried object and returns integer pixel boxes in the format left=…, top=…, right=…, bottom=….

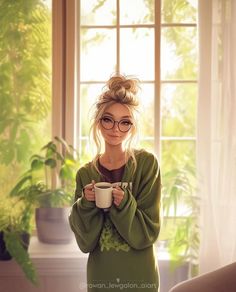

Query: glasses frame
left=100, top=116, right=133, bottom=133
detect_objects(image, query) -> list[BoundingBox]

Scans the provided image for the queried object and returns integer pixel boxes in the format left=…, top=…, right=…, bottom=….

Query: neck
left=101, top=144, right=126, bottom=164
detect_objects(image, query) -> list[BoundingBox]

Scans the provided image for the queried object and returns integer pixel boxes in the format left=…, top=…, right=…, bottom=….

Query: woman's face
left=99, top=103, right=134, bottom=147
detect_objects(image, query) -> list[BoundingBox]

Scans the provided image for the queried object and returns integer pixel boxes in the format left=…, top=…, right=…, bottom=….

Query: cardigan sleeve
left=68, top=168, right=104, bottom=253
left=109, top=152, right=162, bottom=250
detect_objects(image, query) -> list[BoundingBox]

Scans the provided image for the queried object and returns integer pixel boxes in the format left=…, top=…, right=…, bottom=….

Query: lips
left=108, top=135, right=120, bottom=138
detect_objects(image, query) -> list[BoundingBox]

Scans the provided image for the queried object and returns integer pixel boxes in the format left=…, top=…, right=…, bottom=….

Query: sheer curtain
left=197, top=0, right=236, bottom=274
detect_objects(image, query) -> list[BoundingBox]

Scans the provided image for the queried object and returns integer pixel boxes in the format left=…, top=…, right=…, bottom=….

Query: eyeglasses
left=100, top=116, right=133, bottom=132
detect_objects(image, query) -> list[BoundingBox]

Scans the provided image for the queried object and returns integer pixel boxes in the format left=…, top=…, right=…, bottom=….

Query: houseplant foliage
left=10, top=136, right=79, bottom=244
left=161, top=164, right=199, bottom=276
left=10, top=136, right=78, bottom=208
left=0, top=0, right=51, bottom=203
left=0, top=0, right=51, bottom=166
left=0, top=0, right=50, bottom=284
left=0, top=201, right=37, bottom=285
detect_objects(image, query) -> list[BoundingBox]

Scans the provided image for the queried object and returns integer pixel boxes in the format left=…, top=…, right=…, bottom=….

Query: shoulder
left=75, top=161, right=96, bottom=181
left=131, top=149, right=160, bottom=176
left=129, top=149, right=160, bottom=185
left=134, top=149, right=159, bottom=164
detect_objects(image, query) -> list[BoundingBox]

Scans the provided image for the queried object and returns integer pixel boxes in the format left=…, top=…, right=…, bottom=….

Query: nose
left=112, top=121, right=119, bottom=131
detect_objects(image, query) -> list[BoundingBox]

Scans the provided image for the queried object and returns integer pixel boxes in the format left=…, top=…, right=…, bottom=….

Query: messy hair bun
left=98, top=74, right=140, bottom=107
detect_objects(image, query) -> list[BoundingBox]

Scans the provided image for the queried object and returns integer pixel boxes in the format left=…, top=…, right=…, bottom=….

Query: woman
left=69, top=74, right=162, bottom=291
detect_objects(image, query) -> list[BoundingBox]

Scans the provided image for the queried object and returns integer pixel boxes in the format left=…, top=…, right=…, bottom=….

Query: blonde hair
left=90, top=74, right=140, bottom=173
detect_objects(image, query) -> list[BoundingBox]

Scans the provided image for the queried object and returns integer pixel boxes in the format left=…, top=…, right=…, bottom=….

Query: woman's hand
left=112, top=185, right=125, bottom=207
left=83, top=180, right=95, bottom=202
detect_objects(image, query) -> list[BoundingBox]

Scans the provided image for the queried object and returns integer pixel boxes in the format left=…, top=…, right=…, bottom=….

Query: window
left=77, top=0, right=157, bottom=160
left=76, top=0, right=198, bottom=268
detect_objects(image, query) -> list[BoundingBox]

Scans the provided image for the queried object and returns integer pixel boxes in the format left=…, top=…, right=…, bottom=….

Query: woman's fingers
left=84, top=181, right=94, bottom=190
left=86, top=193, right=95, bottom=201
left=84, top=182, right=124, bottom=205
left=84, top=190, right=95, bottom=201
left=112, top=186, right=124, bottom=206
left=84, top=181, right=96, bottom=201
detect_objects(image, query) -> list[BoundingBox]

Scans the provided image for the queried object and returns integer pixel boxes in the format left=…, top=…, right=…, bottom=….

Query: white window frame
left=75, top=0, right=161, bottom=157
left=75, top=1, right=197, bottom=161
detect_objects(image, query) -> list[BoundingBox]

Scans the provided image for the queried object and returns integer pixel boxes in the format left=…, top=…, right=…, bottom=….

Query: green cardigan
left=69, top=149, right=161, bottom=291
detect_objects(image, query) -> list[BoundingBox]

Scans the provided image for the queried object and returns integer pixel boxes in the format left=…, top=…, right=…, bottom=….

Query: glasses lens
left=101, top=117, right=114, bottom=130
left=100, top=117, right=133, bottom=132
left=118, top=120, right=132, bottom=132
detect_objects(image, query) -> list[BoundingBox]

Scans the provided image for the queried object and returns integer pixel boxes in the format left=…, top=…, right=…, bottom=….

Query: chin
left=105, top=138, right=123, bottom=146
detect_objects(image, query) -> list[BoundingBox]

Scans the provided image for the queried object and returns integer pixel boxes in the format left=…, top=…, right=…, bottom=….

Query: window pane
left=161, top=139, right=196, bottom=217
left=80, top=84, right=102, bottom=137
left=161, top=27, right=197, bottom=80
left=81, top=29, right=116, bottom=81
left=120, top=0, right=154, bottom=25
left=162, top=0, right=197, bottom=23
left=80, top=0, right=116, bottom=26
left=138, top=84, right=154, bottom=152
left=120, top=28, right=154, bottom=80
left=79, top=83, right=103, bottom=161
left=162, top=140, right=196, bottom=173
left=161, top=83, right=197, bottom=137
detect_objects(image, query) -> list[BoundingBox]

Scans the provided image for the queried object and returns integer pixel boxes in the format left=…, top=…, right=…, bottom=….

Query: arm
left=68, top=169, right=104, bottom=253
left=109, top=153, right=161, bottom=250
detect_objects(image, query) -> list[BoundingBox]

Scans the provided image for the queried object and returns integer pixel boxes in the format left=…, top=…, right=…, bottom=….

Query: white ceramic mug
left=94, top=182, right=113, bottom=208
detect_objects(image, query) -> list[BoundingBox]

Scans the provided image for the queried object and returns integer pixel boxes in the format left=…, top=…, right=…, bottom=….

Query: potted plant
left=10, top=136, right=79, bottom=244
left=0, top=200, right=37, bottom=285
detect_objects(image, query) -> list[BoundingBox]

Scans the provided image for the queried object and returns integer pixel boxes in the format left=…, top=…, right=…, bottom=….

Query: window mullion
left=76, top=0, right=81, bottom=152
left=154, top=0, right=161, bottom=158
left=117, top=0, right=120, bottom=73
left=65, top=0, right=76, bottom=147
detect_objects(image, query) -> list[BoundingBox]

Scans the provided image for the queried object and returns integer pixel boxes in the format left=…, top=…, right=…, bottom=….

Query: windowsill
left=0, top=236, right=88, bottom=277
left=0, top=236, right=170, bottom=274
left=28, top=236, right=170, bottom=261
left=29, top=236, right=170, bottom=262
left=28, top=236, right=87, bottom=259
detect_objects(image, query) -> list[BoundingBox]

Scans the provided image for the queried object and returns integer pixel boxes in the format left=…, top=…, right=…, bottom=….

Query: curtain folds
left=198, top=0, right=236, bottom=274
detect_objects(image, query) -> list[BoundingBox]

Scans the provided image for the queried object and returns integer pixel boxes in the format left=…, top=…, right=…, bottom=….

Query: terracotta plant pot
left=35, top=207, right=73, bottom=244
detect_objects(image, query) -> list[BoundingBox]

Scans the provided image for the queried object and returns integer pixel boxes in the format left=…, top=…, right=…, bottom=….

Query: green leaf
left=59, top=165, right=73, bottom=180
left=45, top=158, right=56, bottom=168
left=9, top=175, right=32, bottom=197
left=31, top=159, right=44, bottom=170
left=4, top=232, right=38, bottom=285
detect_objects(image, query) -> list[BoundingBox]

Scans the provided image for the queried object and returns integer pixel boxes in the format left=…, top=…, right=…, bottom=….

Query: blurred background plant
left=0, top=199, right=37, bottom=285
left=10, top=136, right=79, bottom=208
left=161, top=164, right=199, bottom=277
left=0, top=0, right=52, bottom=202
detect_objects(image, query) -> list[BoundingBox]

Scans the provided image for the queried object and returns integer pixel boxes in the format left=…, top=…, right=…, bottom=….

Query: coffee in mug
left=94, top=182, right=113, bottom=208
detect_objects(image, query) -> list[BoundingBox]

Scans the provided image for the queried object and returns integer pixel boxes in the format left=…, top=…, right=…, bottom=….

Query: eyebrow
left=103, top=112, right=132, bottom=119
